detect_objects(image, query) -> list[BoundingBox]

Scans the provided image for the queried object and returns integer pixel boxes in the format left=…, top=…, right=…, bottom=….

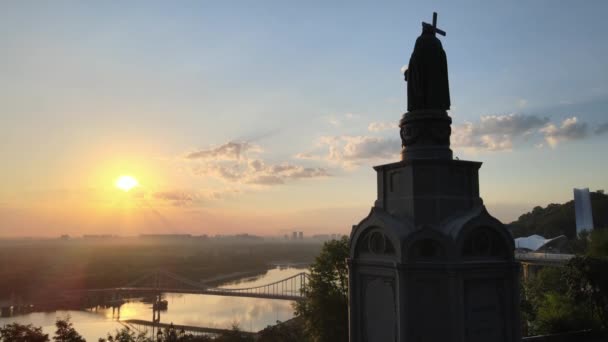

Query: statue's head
left=422, top=23, right=435, bottom=35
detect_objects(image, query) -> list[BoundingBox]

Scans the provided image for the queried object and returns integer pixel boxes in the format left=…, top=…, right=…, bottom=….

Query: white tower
left=574, top=188, right=594, bottom=233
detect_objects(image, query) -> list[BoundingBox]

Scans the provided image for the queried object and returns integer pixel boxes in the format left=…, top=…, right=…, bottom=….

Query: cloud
left=185, top=141, right=261, bottom=161
left=186, top=141, right=330, bottom=187
left=517, top=99, right=528, bottom=108
left=452, top=114, right=550, bottom=152
left=305, top=135, right=400, bottom=168
left=473, top=114, right=549, bottom=136
left=153, top=188, right=243, bottom=207
left=595, top=122, right=608, bottom=135
left=325, top=113, right=357, bottom=127
left=293, top=152, right=317, bottom=160
left=368, top=121, right=398, bottom=132
left=539, top=116, right=588, bottom=147
left=153, top=191, right=197, bottom=207
left=196, top=160, right=330, bottom=185
left=247, top=175, right=285, bottom=185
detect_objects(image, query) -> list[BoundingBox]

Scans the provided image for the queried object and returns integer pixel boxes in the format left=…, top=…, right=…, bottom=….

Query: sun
left=115, top=175, right=139, bottom=192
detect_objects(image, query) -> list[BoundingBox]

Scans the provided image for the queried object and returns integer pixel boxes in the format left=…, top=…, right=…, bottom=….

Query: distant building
left=515, top=234, right=567, bottom=252
left=292, top=232, right=298, bottom=240
left=574, top=188, right=594, bottom=233
left=298, top=232, right=304, bottom=240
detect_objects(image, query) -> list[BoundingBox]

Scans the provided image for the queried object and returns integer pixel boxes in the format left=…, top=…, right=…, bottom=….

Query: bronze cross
left=422, top=12, right=446, bottom=36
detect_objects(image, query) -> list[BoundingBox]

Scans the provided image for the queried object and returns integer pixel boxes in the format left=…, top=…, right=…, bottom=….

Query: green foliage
left=587, top=229, right=608, bottom=257
left=563, top=256, right=608, bottom=328
left=525, top=267, right=567, bottom=311
left=534, top=292, right=598, bottom=334
left=563, top=230, right=590, bottom=254
left=523, top=258, right=608, bottom=335
left=99, top=327, right=150, bottom=342
left=295, top=236, right=349, bottom=342
left=522, top=266, right=591, bottom=335
left=2, top=317, right=292, bottom=342
left=257, top=317, right=306, bottom=342
left=212, top=324, right=254, bottom=342
left=54, top=318, right=85, bottom=342
left=509, top=191, right=608, bottom=239
left=0, top=322, right=49, bottom=342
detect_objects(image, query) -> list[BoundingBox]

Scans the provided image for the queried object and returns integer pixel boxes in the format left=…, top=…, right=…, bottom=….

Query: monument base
left=349, top=158, right=521, bottom=342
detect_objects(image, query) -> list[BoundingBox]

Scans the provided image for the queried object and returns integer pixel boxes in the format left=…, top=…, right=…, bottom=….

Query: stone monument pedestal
left=348, top=158, right=521, bottom=341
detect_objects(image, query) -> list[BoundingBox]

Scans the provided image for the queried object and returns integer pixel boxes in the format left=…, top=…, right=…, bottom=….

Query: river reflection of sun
left=102, top=302, right=145, bottom=320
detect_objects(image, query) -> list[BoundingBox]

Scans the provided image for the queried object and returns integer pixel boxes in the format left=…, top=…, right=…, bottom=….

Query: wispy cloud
left=185, top=141, right=261, bottom=161
left=195, top=160, right=330, bottom=185
left=368, top=121, right=398, bottom=132
left=517, top=99, right=528, bottom=108
left=539, top=117, right=588, bottom=148
left=186, top=141, right=330, bottom=187
left=153, top=191, right=197, bottom=207
left=595, top=122, right=608, bottom=136
left=296, top=135, right=400, bottom=169
left=325, top=113, right=357, bottom=127
left=451, top=114, right=601, bottom=151
left=452, top=114, right=549, bottom=152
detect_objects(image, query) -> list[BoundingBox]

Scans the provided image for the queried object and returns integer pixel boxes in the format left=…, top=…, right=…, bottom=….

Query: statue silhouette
left=405, top=13, right=450, bottom=112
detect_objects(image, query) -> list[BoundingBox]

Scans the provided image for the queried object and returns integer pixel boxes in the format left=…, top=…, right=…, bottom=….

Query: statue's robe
left=407, top=30, right=451, bottom=112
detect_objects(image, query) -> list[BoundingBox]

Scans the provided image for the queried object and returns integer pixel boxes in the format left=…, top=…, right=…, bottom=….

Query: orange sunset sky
left=2, top=2, right=608, bottom=237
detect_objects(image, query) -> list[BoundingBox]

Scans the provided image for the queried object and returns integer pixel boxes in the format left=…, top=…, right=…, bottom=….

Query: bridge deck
left=71, top=287, right=303, bottom=301
left=123, top=319, right=257, bottom=336
left=515, top=252, right=574, bottom=265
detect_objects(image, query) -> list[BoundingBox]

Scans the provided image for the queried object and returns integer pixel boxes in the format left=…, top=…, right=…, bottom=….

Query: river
left=0, top=266, right=307, bottom=341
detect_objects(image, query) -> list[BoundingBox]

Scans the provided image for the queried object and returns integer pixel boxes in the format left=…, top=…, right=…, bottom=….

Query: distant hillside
left=508, top=191, right=608, bottom=239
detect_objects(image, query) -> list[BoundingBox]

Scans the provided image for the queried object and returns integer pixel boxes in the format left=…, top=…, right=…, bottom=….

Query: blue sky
left=1, top=1, right=607, bottom=236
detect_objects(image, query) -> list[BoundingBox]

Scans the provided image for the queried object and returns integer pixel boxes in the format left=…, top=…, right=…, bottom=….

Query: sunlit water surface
left=0, top=267, right=306, bottom=341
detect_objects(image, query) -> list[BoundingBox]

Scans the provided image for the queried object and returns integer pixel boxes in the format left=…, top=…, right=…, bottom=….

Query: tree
left=295, top=236, right=349, bottom=342
left=523, top=265, right=600, bottom=335
left=0, top=322, right=49, bottom=342
left=257, top=317, right=306, bottom=342
left=54, top=318, right=85, bottom=342
left=588, top=229, right=608, bottom=257
left=533, top=292, right=598, bottom=334
left=563, top=256, right=608, bottom=329
left=213, top=323, right=254, bottom=342
left=508, top=191, right=608, bottom=239
left=99, top=327, right=150, bottom=342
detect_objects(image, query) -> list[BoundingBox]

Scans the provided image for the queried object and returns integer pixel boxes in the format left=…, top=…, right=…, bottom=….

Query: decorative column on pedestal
left=348, top=13, right=521, bottom=342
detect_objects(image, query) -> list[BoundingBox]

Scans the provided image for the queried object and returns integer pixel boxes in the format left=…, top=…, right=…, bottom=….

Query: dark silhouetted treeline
left=509, top=191, right=608, bottom=239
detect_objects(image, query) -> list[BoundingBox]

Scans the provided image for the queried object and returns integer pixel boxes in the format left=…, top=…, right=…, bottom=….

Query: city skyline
left=1, top=1, right=608, bottom=237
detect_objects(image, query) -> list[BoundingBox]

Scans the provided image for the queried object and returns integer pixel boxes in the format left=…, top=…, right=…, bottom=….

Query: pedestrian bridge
left=514, top=252, right=574, bottom=266
left=68, top=269, right=309, bottom=301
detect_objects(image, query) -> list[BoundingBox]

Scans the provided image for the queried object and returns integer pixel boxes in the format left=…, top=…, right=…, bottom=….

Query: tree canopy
left=295, top=236, right=349, bottom=342
left=53, top=318, right=85, bottom=342
left=509, top=191, right=608, bottom=239
left=0, top=322, right=49, bottom=342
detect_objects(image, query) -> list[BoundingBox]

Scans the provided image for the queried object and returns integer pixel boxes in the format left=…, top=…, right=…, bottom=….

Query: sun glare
left=115, top=175, right=139, bottom=192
